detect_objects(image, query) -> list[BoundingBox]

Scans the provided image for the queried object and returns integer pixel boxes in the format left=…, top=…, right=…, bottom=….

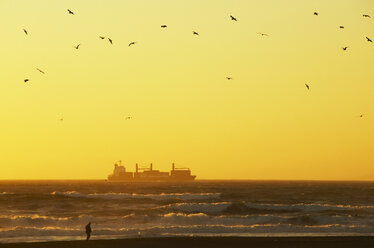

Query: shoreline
left=1, top=236, right=374, bottom=248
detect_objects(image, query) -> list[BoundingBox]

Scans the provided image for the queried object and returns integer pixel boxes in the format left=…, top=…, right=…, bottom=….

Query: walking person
left=85, top=222, right=92, bottom=241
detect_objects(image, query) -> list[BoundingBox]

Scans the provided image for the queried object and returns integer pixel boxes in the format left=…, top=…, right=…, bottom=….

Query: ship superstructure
left=108, top=161, right=196, bottom=182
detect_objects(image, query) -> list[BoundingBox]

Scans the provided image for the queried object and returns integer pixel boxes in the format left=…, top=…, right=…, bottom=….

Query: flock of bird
left=21, top=9, right=372, bottom=119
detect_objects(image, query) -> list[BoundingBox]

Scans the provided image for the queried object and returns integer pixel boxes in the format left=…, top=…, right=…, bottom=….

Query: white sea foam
left=0, top=214, right=119, bottom=229
left=162, top=202, right=374, bottom=215
left=1, top=223, right=372, bottom=241
left=164, top=202, right=232, bottom=214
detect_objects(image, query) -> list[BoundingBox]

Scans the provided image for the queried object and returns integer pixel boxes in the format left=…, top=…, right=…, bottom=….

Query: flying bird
left=125, top=116, right=132, bottom=120
left=257, top=32, right=269, bottom=36
left=363, top=14, right=371, bottom=18
left=366, top=37, right=372, bottom=42
left=314, top=12, right=319, bottom=16
left=99, top=36, right=105, bottom=39
left=339, top=26, right=344, bottom=29
left=23, top=29, right=28, bottom=35
left=342, top=46, right=348, bottom=51
left=36, top=68, right=45, bottom=74
left=60, top=117, right=64, bottom=121
left=161, top=25, right=167, bottom=28
left=128, top=41, right=136, bottom=46
left=358, top=114, right=365, bottom=118
left=230, top=15, right=237, bottom=21
left=192, top=31, right=199, bottom=35
left=24, top=79, right=29, bottom=83
left=108, top=38, right=113, bottom=44
left=305, top=83, right=310, bottom=90
left=226, top=77, right=232, bottom=80
left=74, top=44, right=81, bottom=49
left=67, top=9, right=74, bottom=15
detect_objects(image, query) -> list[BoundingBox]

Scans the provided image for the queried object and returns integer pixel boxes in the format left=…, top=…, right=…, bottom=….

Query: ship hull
left=107, top=176, right=196, bottom=182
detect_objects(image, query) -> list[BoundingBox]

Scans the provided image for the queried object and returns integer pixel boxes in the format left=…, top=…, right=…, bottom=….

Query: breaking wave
left=162, top=202, right=374, bottom=215
left=1, top=223, right=372, bottom=241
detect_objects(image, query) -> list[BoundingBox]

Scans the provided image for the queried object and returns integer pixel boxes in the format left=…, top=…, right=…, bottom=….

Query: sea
left=0, top=180, right=374, bottom=243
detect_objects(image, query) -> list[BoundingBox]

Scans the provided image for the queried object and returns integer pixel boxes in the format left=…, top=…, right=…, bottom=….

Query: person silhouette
left=85, top=222, right=92, bottom=241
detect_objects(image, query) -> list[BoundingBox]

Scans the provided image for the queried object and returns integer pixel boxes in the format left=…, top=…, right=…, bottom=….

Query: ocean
left=0, top=180, right=374, bottom=243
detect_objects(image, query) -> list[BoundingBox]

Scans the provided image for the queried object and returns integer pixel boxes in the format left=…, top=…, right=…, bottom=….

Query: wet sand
left=1, top=236, right=374, bottom=248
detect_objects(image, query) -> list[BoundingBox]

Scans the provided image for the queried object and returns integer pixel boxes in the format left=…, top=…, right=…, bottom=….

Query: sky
left=0, top=0, right=373, bottom=180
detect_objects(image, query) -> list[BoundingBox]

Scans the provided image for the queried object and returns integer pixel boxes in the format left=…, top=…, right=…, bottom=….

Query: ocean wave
left=51, top=191, right=221, bottom=201
left=0, top=214, right=122, bottom=229
left=163, top=202, right=374, bottom=215
left=122, top=212, right=374, bottom=227
left=1, top=223, right=372, bottom=240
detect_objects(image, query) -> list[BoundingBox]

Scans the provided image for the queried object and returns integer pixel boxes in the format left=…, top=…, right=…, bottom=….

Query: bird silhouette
left=358, top=114, right=365, bottom=118
left=161, top=25, right=167, bottom=28
left=314, top=12, right=319, bottom=15
left=257, top=32, right=269, bottom=36
left=192, top=31, right=199, bottom=35
left=342, top=46, right=348, bottom=51
left=99, top=36, right=105, bottom=39
left=363, top=14, right=371, bottom=18
left=24, top=79, right=29, bottom=83
left=23, top=29, right=28, bottom=35
left=36, top=68, right=45, bottom=74
left=125, top=116, right=132, bottom=120
left=366, top=37, right=372, bottom=42
left=108, top=38, right=113, bottom=44
left=339, top=26, right=344, bottom=29
left=74, top=44, right=81, bottom=49
left=230, top=15, right=237, bottom=21
left=128, top=41, right=136, bottom=46
left=305, top=83, right=310, bottom=90
left=226, top=77, right=232, bottom=80
left=67, top=9, right=74, bottom=15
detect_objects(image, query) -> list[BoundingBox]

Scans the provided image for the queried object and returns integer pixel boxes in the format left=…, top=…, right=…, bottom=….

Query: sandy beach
left=1, top=236, right=374, bottom=248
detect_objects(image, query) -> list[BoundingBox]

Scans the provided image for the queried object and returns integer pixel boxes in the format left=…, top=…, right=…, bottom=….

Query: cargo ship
left=107, top=161, right=196, bottom=182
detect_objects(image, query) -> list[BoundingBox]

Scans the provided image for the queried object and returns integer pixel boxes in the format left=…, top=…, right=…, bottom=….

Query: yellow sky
left=0, top=0, right=373, bottom=180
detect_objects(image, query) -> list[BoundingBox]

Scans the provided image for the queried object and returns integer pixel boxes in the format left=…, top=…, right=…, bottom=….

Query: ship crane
left=172, top=163, right=191, bottom=171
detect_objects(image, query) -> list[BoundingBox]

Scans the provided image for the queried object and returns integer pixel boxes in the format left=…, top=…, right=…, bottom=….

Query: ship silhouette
left=108, top=161, right=196, bottom=182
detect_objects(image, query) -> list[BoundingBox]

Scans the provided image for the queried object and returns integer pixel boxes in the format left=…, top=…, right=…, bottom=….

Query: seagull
left=226, top=77, right=232, bottom=80
left=230, top=15, right=237, bottom=21
left=257, top=32, right=269, bottom=36
left=36, top=68, right=45, bottom=74
left=108, top=38, right=113, bottom=44
left=192, top=31, right=199, bottom=35
left=74, top=44, right=81, bottom=49
left=366, top=37, right=372, bottom=42
left=305, top=83, right=310, bottom=90
left=99, top=36, right=105, bottom=39
left=24, top=79, right=29, bottom=83
left=125, top=116, right=132, bottom=120
left=161, top=25, right=167, bottom=28
left=363, top=14, right=371, bottom=18
left=67, top=9, right=74, bottom=15
left=314, top=12, right=319, bottom=16
left=339, top=26, right=344, bottom=29
left=23, top=29, right=28, bottom=35
left=342, top=46, right=348, bottom=51
left=128, top=41, right=136, bottom=46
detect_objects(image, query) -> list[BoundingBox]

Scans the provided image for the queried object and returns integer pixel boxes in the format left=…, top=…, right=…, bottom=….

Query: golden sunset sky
left=0, top=0, right=373, bottom=180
